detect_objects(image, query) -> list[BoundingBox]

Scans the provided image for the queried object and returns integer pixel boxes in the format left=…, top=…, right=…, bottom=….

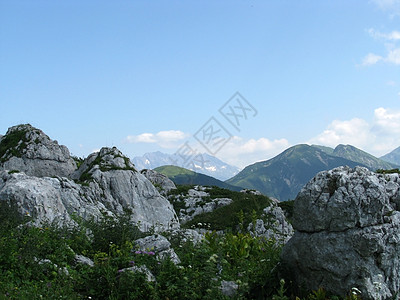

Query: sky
left=1, top=0, right=400, bottom=169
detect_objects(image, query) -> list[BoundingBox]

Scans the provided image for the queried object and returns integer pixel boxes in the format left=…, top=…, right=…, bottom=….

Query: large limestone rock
left=281, top=166, right=400, bottom=300
left=0, top=170, right=107, bottom=227
left=71, top=147, right=179, bottom=231
left=140, top=169, right=176, bottom=195
left=0, top=124, right=77, bottom=177
left=0, top=124, right=180, bottom=232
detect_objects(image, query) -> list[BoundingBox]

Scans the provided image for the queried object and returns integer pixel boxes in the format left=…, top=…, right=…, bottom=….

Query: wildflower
left=147, top=251, right=155, bottom=255
left=129, top=261, right=135, bottom=265
left=134, top=250, right=142, bottom=254
left=117, top=269, right=124, bottom=273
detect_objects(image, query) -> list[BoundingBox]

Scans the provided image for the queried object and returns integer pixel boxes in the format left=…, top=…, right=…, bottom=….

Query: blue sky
left=1, top=0, right=400, bottom=168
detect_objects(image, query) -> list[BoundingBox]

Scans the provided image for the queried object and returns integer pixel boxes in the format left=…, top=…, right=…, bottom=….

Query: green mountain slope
left=226, top=144, right=367, bottom=201
left=154, top=165, right=243, bottom=191
left=328, top=144, right=398, bottom=170
left=381, top=146, right=400, bottom=166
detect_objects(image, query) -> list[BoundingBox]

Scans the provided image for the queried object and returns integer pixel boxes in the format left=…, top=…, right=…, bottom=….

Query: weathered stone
left=134, top=234, right=181, bottom=264
left=247, top=198, right=293, bottom=244
left=0, top=124, right=77, bottom=177
left=75, top=254, right=94, bottom=267
left=220, top=280, right=238, bottom=297
left=0, top=135, right=180, bottom=232
left=119, top=265, right=155, bottom=282
left=140, top=168, right=176, bottom=195
left=169, top=186, right=233, bottom=224
left=72, top=147, right=179, bottom=232
left=165, top=228, right=204, bottom=245
left=281, top=166, right=400, bottom=300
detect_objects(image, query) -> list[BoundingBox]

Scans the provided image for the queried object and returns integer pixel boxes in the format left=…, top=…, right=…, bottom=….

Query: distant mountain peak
left=227, top=143, right=398, bottom=201
left=381, top=146, right=400, bottom=166
left=132, top=151, right=240, bottom=181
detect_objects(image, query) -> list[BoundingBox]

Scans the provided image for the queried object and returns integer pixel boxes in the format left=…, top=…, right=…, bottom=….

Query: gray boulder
left=168, top=186, right=233, bottom=224
left=220, top=280, right=238, bottom=297
left=281, top=166, right=400, bottom=300
left=0, top=124, right=77, bottom=177
left=140, top=168, right=176, bottom=195
left=75, top=254, right=94, bottom=267
left=0, top=144, right=180, bottom=232
left=247, top=199, right=293, bottom=244
left=119, top=265, right=155, bottom=282
left=72, top=147, right=179, bottom=232
left=134, top=234, right=181, bottom=264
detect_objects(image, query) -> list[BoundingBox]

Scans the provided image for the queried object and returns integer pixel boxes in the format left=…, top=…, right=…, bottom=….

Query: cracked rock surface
left=281, top=166, right=400, bottom=300
left=0, top=124, right=179, bottom=232
left=0, top=124, right=77, bottom=177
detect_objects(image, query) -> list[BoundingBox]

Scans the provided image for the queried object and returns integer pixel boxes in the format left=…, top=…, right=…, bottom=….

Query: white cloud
left=215, top=136, right=290, bottom=168
left=125, top=130, right=187, bottom=148
left=387, top=48, right=400, bottom=64
left=309, top=107, right=400, bottom=156
left=362, top=28, right=400, bottom=66
left=309, top=118, right=371, bottom=148
left=361, top=53, right=383, bottom=65
left=373, top=107, right=400, bottom=134
left=368, top=28, right=400, bottom=40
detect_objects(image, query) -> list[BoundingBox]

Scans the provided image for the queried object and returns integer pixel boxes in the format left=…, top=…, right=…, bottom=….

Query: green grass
left=0, top=199, right=362, bottom=300
left=182, top=186, right=271, bottom=231
left=78, top=152, right=136, bottom=183
left=0, top=128, right=29, bottom=162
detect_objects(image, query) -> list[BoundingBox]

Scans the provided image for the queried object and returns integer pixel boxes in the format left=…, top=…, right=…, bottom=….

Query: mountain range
left=380, top=146, right=400, bottom=166
left=227, top=144, right=399, bottom=201
left=132, top=151, right=240, bottom=181
left=154, top=165, right=242, bottom=191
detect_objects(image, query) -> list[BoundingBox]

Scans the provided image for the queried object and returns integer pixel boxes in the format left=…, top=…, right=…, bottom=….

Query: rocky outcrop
left=0, top=170, right=106, bottom=227
left=0, top=124, right=180, bottom=232
left=140, top=169, right=176, bottom=195
left=281, top=166, right=400, bottom=300
left=0, top=124, right=76, bottom=177
left=167, top=186, right=233, bottom=223
left=247, top=198, right=293, bottom=244
left=71, top=147, right=179, bottom=231
left=134, top=234, right=181, bottom=264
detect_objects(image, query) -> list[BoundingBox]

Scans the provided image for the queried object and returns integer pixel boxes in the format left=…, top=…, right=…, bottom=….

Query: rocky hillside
left=0, top=124, right=76, bottom=177
left=155, top=165, right=242, bottom=191
left=381, top=146, right=400, bottom=166
left=0, top=124, right=179, bottom=231
left=282, top=166, right=400, bottom=299
left=328, top=144, right=398, bottom=170
left=226, top=144, right=364, bottom=201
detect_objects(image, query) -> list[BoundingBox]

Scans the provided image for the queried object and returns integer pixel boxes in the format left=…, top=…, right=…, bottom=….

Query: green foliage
left=278, top=200, right=294, bottom=222
left=167, top=184, right=194, bottom=196
left=0, top=127, right=29, bottom=162
left=0, top=197, right=364, bottom=300
left=376, top=168, right=400, bottom=174
left=184, top=187, right=271, bottom=232
left=7, top=170, right=20, bottom=174
left=78, top=151, right=136, bottom=183
left=71, top=155, right=85, bottom=169
left=272, top=279, right=289, bottom=300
